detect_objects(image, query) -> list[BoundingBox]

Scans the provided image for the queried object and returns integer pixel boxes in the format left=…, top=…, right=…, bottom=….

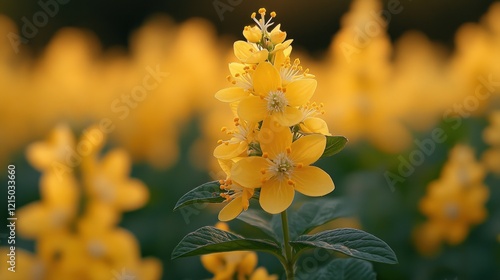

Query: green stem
left=281, top=210, right=295, bottom=279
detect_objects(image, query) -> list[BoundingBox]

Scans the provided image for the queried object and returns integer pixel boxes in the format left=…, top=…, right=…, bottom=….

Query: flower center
left=270, top=152, right=294, bottom=180
left=265, top=90, right=288, bottom=113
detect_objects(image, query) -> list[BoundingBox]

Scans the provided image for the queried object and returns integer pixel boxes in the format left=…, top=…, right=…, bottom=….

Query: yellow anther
left=251, top=12, right=256, bottom=19
left=219, top=179, right=225, bottom=185
left=286, top=147, right=292, bottom=154
left=287, top=179, right=295, bottom=186
left=258, top=8, right=266, bottom=15
left=260, top=168, right=267, bottom=174
left=233, top=117, right=239, bottom=122
left=297, top=163, right=304, bottom=168
left=226, top=179, right=232, bottom=185
left=263, top=152, right=269, bottom=158
left=217, top=140, right=223, bottom=144
left=270, top=11, right=276, bottom=18
left=221, top=127, right=227, bottom=132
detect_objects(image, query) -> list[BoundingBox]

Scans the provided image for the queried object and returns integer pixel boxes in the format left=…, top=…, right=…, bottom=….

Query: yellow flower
left=82, top=148, right=149, bottom=212
left=250, top=267, right=279, bottom=280
left=217, top=159, right=255, bottom=221
left=231, top=119, right=334, bottom=214
left=243, top=25, right=262, bottom=43
left=415, top=145, right=489, bottom=255
left=26, top=124, right=75, bottom=171
left=238, top=62, right=317, bottom=127
left=214, top=119, right=258, bottom=159
left=298, top=102, right=330, bottom=135
left=482, top=110, right=500, bottom=174
left=233, top=41, right=269, bottom=64
left=269, top=24, right=286, bottom=44
left=17, top=172, right=79, bottom=239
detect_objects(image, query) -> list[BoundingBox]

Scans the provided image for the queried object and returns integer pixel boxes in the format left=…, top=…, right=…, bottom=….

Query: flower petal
left=300, top=117, right=330, bottom=135
left=286, top=79, right=317, bottom=106
left=273, top=106, right=303, bottom=127
left=258, top=119, right=292, bottom=159
left=238, top=96, right=268, bottom=123
left=215, top=87, right=249, bottom=102
left=292, top=166, right=334, bottom=196
left=260, top=178, right=295, bottom=214
left=231, top=157, right=269, bottom=188
left=213, top=142, right=248, bottom=159
left=218, top=196, right=244, bottom=221
left=290, top=134, right=326, bottom=166
left=253, top=62, right=281, bottom=95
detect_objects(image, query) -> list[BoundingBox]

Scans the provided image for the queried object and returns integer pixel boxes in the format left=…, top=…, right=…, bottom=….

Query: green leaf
left=237, top=209, right=278, bottom=241
left=173, top=181, right=224, bottom=211
left=321, top=136, right=348, bottom=158
left=304, top=258, right=376, bottom=280
left=171, top=226, right=281, bottom=259
left=271, top=198, right=355, bottom=240
left=290, top=228, right=398, bottom=264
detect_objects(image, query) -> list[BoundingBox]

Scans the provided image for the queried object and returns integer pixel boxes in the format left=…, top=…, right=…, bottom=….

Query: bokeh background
left=0, top=0, right=499, bottom=279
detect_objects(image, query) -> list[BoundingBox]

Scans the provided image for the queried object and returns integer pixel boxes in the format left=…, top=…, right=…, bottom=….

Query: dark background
left=0, top=0, right=497, bottom=57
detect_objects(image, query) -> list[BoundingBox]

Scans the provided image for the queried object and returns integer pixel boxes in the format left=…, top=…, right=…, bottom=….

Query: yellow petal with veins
left=260, top=178, right=295, bottom=214
left=292, top=166, right=334, bottom=197
left=290, top=134, right=325, bottom=166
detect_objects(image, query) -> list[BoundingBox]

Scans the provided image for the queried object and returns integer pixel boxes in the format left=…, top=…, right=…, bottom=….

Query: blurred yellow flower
left=17, top=172, right=79, bottom=239
left=201, top=223, right=277, bottom=280
left=482, top=110, right=500, bottom=174
left=414, top=145, right=489, bottom=256
left=82, top=148, right=149, bottom=212
left=231, top=120, right=334, bottom=214
left=26, top=124, right=76, bottom=172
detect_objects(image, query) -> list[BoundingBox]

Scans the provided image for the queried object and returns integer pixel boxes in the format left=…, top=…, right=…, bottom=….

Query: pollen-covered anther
left=263, top=152, right=269, bottom=158
left=226, top=179, right=232, bottom=185
left=219, top=179, right=225, bottom=185
left=287, top=179, right=295, bottom=186
left=286, top=147, right=292, bottom=154
left=270, top=11, right=276, bottom=18
left=297, top=163, right=304, bottom=168
left=258, top=8, right=266, bottom=15
left=260, top=168, right=267, bottom=174
left=217, top=140, right=223, bottom=144
left=221, top=127, right=227, bottom=132
left=251, top=12, right=256, bottom=19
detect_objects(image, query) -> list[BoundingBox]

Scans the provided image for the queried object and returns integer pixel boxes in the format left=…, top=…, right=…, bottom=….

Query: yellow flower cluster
left=213, top=8, right=335, bottom=220
left=0, top=125, right=161, bottom=280
left=201, top=223, right=277, bottom=280
left=482, top=111, right=500, bottom=174
left=413, top=145, right=489, bottom=256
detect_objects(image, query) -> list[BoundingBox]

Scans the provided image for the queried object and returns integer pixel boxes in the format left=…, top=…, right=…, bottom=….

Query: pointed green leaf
left=173, top=181, right=224, bottom=211
left=305, top=258, right=376, bottom=280
left=171, top=226, right=281, bottom=259
left=271, top=198, right=354, bottom=240
left=237, top=209, right=278, bottom=241
left=321, top=136, right=348, bottom=158
left=290, top=228, right=398, bottom=264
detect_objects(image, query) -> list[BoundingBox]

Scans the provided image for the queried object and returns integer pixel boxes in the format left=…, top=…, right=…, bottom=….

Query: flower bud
left=270, top=24, right=286, bottom=44
left=243, top=25, right=262, bottom=43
